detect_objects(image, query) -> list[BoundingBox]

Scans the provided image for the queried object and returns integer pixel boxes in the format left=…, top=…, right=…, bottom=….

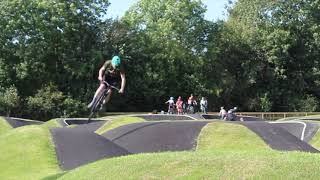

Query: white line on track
left=269, top=121, right=307, bottom=141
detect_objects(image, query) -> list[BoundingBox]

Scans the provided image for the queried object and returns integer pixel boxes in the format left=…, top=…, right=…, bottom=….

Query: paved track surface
left=58, top=118, right=106, bottom=127
left=201, top=114, right=265, bottom=121
left=134, top=114, right=195, bottom=121
left=4, top=117, right=43, bottom=128
left=270, top=121, right=319, bottom=142
left=50, top=122, right=130, bottom=170
left=102, top=121, right=210, bottom=153
left=49, top=115, right=320, bottom=170
left=239, top=121, right=319, bottom=153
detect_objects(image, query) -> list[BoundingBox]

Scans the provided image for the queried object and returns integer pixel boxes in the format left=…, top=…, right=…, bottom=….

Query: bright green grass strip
left=310, top=128, right=320, bottom=150
left=95, top=116, right=145, bottom=134
left=43, top=118, right=62, bottom=128
left=197, top=121, right=271, bottom=151
left=58, top=150, right=320, bottom=180
left=0, top=125, right=62, bottom=179
left=0, top=116, right=12, bottom=135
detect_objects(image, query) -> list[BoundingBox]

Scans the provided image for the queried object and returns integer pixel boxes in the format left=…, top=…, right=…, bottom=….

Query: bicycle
left=186, top=104, right=195, bottom=114
left=168, top=105, right=175, bottom=114
left=87, top=81, right=119, bottom=123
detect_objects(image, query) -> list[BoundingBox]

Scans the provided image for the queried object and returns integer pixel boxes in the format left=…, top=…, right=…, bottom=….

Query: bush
left=0, top=86, right=20, bottom=116
left=295, top=95, right=319, bottom=112
left=62, top=97, right=87, bottom=118
left=26, top=83, right=65, bottom=121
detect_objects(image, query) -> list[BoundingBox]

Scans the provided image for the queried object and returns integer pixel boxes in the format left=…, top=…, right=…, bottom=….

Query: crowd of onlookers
left=165, top=94, right=208, bottom=115
left=164, top=94, right=240, bottom=121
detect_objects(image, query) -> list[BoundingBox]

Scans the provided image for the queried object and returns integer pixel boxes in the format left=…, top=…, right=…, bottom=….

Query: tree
left=0, top=86, right=20, bottom=116
left=121, top=0, right=216, bottom=111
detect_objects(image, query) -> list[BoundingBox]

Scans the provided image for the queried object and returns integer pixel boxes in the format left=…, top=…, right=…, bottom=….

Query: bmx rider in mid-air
left=87, top=55, right=126, bottom=109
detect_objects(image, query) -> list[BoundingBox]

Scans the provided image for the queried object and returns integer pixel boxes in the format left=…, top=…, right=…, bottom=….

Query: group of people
left=165, top=94, right=208, bottom=115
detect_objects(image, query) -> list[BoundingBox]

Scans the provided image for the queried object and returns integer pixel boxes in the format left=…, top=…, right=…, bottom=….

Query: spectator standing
left=187, top=94, right=196, bottom=114
left=200, top=97, right=208, bottom=114
left=176, top=96, right=184, bottom=115
left=219, top=107, right=227, bottom=120
left=165, top=97, right=175, bottom=114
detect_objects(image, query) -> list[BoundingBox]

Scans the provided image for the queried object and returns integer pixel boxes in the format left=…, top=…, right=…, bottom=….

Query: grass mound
left=0, top=124, right=62, bottom=179
left=0, top=117, right=12, bottom=136
left=197, top=122, right=271, bottom=151
left=95, top=116, right=145, bottom=134
left=58, top=150, right=320, bottom=179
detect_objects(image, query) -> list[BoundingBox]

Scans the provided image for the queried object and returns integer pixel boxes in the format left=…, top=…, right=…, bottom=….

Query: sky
left=107, top=0, right=231, bottom=21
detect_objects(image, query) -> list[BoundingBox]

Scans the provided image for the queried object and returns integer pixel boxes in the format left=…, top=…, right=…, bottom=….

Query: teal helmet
left=111, top=56, right=121, bottom=68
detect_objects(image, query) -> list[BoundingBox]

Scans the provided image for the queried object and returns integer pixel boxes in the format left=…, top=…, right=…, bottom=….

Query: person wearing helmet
left=165, top=97, right=175, bottom=114
left=87, top=55, right=126, bottom=109
left=226, top=106, right=238, bottom=121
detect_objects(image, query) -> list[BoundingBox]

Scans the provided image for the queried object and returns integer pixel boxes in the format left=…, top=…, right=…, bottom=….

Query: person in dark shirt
left=87, top=55, right=126, bottom=109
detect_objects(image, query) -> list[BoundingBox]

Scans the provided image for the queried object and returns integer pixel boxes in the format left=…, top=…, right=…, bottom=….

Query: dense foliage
left=0, top=0, right=319, bottom=120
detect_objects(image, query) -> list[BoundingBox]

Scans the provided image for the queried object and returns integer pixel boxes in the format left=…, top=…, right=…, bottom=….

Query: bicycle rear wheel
left=88, top=88, right=108, bottom=123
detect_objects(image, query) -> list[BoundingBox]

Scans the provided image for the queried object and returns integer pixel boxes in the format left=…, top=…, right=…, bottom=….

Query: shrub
left=0, top=86, right=20, bottom=116
left=26, top=83, right=65, bottom=121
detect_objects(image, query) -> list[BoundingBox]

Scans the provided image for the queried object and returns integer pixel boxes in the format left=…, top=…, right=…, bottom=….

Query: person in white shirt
left=165, top=97, right=175, bottom=114
left=200, top=97, right=208, bottom=114
left=219, top=107, right=227, bottom=120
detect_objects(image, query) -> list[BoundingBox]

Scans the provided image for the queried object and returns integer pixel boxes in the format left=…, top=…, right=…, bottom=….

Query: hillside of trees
left=0, top=0, right=319, bottom=120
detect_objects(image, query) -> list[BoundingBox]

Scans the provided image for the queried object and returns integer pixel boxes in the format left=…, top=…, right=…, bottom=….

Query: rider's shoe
left=99, top=100, right=107, bottom=110
left=87, top=102, right=93, bottom=109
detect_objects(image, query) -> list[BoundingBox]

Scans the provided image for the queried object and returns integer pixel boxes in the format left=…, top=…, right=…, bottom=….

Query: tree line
left=0, top=0, right=319, bottom=121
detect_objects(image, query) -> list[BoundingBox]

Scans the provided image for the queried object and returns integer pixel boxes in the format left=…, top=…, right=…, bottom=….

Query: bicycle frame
left=87, top=81, right=119, bottom=123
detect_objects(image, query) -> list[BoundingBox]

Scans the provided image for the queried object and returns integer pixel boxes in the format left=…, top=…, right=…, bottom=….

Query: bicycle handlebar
left=102, top=81, right=120, bottom=92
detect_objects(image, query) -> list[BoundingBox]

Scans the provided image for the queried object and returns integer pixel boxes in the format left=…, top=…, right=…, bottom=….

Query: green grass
left=58, top=150, right=320, bottom=180
left=0, top=116, right=12, bottom=136
left=197, top=121, right=271, bottom=151
left=310, top=125, right=320, bottom=150
left=0, top=123, right=62, bottom=179
left=95, top=116, right=145, bottom=134
left=3, top=117, right=320, bottom=179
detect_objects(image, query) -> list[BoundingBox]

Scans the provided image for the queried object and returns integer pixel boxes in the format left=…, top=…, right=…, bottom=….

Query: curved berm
left=4, top=117, right=43, bottom=128
left=238, top=121, right=319, bottom=153
left=134, top=114, right=196, bottom=121
left=50, top=121, right=130, bottom=170
left=270, top=121, right=319, bottom=142
left=57, top=118, right=106, bottom=127
left=102, top=121, right=210, bottom=153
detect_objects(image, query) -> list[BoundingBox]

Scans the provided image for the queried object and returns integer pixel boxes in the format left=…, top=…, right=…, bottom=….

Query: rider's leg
left=88, top=83, right=106, bottom=108
left=103, top=89, right=113, bottom=105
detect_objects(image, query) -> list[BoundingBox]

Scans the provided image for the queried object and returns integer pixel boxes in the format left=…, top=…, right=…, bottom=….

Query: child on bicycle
left=176, top=96, right=184, bottom=115
left=87, top=55, right=126, bottom=109
left=165, top=97, right=175, bottom=114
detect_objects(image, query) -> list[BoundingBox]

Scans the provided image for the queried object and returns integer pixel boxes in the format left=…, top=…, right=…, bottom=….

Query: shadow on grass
left=42, top=172, right=67, bottom=180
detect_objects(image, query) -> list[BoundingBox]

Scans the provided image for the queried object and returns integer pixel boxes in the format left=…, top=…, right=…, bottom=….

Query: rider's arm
left=98, top=65, right=106, bottom=81
left=119, top=72, right=126, bottom=93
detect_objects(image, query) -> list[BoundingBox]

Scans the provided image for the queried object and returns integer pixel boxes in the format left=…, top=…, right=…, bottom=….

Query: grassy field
left=0, top=117, right=12, bottom=136
left=0, top=118, right=63, bottom=180
left=57, top=150, right=320, bottom=180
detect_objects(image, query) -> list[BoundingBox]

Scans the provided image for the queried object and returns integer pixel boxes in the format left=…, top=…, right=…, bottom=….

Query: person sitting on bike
left=165, top=97, right=175, bottom=114
left=187, top=94, right=196, bottom=113
left=226, top=107, right=238, bottom=121
left=87, top=55, right=126, bottom=109
left=176, top=96, right=184, bottom=115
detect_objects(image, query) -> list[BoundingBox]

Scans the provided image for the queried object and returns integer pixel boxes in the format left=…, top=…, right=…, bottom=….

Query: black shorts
left=103, top=75, right=118, bottom=87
